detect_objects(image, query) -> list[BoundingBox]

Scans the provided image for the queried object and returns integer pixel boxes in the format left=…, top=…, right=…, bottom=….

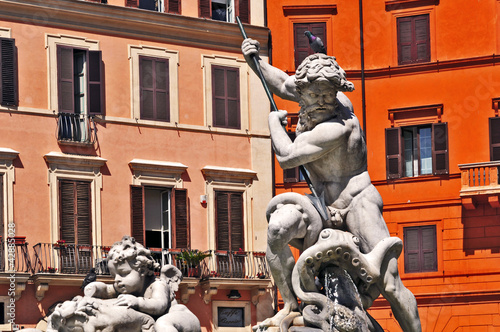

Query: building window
left=139, top=56, right=170, bottom=122
left=385, top=123, right=448, bottom=179
left=218, top=307, right=245, bottom=327
left=57, top=46, right=103, bottom=115
left=131, top=186, right=189, bottom=251
left=489, top=117, right=500, bottom=161
left=293, top=22, right=326, bottom=69
left=199, top=0, right=249, bottom=23
left=212, top=65, right=240, bottom=129
left=283, top=131, right=305, bottom=183
left=397, top=14, right=430, bottom=65
left=0, top=37, right=17, bottom=107
left=126, top=0, right=181, bottom=14
left=404, top=225, right=437, bottom=273
left=59, top=180, right=92, bottom=245
left=215, top=191, right=244, bottom=251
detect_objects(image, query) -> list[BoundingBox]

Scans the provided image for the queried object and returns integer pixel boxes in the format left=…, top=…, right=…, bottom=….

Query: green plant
left=177, top=249, right=210, bottom=268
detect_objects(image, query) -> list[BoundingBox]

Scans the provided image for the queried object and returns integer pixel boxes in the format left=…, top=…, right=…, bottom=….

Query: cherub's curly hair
left=107, top=236, right=160, bottom=276
left=295, top=53, right=354, bottom=93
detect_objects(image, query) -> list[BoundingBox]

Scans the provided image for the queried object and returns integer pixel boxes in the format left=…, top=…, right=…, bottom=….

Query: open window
left=199, top=0, right=249, bottom=23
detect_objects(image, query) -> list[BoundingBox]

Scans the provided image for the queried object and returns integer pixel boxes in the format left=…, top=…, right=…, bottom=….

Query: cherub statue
left=46, top=236, right=201, bottom=332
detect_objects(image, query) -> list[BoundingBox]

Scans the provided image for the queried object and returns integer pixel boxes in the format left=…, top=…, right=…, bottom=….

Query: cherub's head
left=106, top=236, right=159, bottom=295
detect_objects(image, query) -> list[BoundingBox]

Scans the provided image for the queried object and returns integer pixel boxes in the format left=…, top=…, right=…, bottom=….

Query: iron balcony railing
left=0, top=236, right=32, bottom=273
left=56, top=112, right=96, bottom=145
left=32, top=243, right=110, bottom=275
left=150, top=249, right=270, bottom=279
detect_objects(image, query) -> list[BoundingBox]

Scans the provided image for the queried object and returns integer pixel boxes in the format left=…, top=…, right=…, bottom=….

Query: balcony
left=57, top=112, right=96, bottom=145
left=459, top=161, right=500, bottom=209
left=0, top=237, right=33, bottom=299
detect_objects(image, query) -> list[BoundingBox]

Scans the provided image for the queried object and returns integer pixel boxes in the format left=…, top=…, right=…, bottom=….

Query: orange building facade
left=268, top=0, right=500, bottom=331
left=0, top=0, right=277, bottom=330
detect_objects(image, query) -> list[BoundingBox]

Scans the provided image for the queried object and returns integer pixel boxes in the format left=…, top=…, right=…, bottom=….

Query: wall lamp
left=227, top=289, right=241, bottom=299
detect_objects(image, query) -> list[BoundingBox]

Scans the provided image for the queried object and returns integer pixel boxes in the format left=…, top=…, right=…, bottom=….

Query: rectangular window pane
left=403, top=129, right=414, bottom=177
left=419, top=127, right=432, bottom=175
left=142, top=90, right=154, bottom=119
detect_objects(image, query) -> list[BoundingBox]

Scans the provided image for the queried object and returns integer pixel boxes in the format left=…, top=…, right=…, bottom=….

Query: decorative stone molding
left=200, top=278, right=271, bottom=304
left=251, top=287, right=266, bottom=305
left=283, top=5, right=337, bottom=17
left=129, top=159, right=187, bottom=181
left=385, top=0, right=439, bottom=11
left=202, top=166, right=257, bottom=184
left=388, top=104, right=443, bottom=127
left=36, top=283, right=50, bottom=302
left=44, top=152, right=107, bottom=172
left=179, top=279, right=199, bottom=304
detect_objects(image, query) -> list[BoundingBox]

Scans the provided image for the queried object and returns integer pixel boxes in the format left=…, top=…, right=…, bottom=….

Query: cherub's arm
left=242, top=38, right=299, bottom=102
left=270, top=111, right=349, bottom=169
left=84, top=281, right=117, bottom=299
left=115, top=280, right=170, bottom=317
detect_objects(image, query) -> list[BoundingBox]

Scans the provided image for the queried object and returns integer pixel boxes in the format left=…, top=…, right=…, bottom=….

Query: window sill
left=373, top=173, right=460, bottom=186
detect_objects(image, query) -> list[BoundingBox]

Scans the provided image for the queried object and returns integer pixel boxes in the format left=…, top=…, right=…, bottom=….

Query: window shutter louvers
left=60, top=180, right=76, bottom=243
left=140, top=56, right=170, bottom=122
left=386, top=127, right=403, bottom=179
left=230, top=192, right=244, bottom=251
left=404, top=227, right=420, bottom=273
left=421, top=226, right=437, bottom=271
left=397, top=18, right=413, bottom=64
left=126, top=0, right=139, bottom=7
left=57, top=46, right=75, bottom=113
left=294, top=23, right=327, bottom=69
left=168, top=0, right=181, bottom=14
left=216, top=191, right=230, bottom=251
left=172, top=188, right=190, bottom=249
left=76, top=182, right=92, bottom=245
left=489, top=117, right=500, bottom=161
left=397, top=15, right=430, bottom=65
left=0, top=38, right=17, bottom=106
left=199, top=0, right=211, bottom=18
left=404, top=225, right=437, bottom=273
left=237, top=0, right=250, bottom=24
left=130, top=185, right=145, bottom=245
left=432, top=122, right=448, bottom=175
left=87, top=50, right=103, bottom=114
left=415, top=15, right=430, bottom=62
left=60, top=180, right=91, bottom=244
left=212, top=65, right=240, bottom=129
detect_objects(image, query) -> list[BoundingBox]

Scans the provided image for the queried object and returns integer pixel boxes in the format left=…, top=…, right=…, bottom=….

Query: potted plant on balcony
left=176, top=249, right=210, bottom=278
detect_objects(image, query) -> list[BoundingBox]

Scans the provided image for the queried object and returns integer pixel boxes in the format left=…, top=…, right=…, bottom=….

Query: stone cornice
left=0, top=0, right=270, bottom=54
left=385, top=0, right=439, bottom=11
left=202, top=165, right=257, bottom=183
left=44, top=152, right=107, bottom=171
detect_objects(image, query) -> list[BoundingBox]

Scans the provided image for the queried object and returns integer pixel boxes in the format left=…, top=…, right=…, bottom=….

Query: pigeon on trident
left=305, top=30, right=327, bottom=54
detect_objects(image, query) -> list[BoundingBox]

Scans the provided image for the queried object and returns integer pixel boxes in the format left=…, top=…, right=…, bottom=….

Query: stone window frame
left=129, top=45, right=180, bottom=125
left=45, top=33, right=100, bottom=113
left=202, top=166, right=256, bottom=252
left=0, top=148, right=18, bottom=250
left=202, top=55, right=249, bottom=134
left=44, top=152, right=106, bottom=246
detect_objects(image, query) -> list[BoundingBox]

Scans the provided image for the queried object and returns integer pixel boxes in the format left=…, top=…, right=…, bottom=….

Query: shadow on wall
left=462, top=201, right=500, bottom=255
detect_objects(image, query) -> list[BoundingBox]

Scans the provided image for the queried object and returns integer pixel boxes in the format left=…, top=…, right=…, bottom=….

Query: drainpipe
left=359, top=0, right=367, bottom=143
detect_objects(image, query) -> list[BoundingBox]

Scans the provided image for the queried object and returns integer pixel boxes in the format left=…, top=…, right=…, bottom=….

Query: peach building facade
left=0, top=0, right=275, bottom=329
left=268, top=0, right=500, bottom=331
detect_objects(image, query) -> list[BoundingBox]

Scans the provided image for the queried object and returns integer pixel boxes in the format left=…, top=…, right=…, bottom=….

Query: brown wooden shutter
left=172, top=188, right=190, bottom=249
left=397, top=15, right=430, bottom=65
left=0, top=38, right=17, bottom=106
left=60, top=180, right=91, bottom=244
left=229, top=192, right=244, bottom=251
left=489, top=117, right=500, bottom=161
left=168, top=0, right=181, bottom=14
left=432, top=122, right=448, bottom=175
left=404, top=227, right=419, bottom=273
left=237, top=0, right=249, bottom=24
left=293, top=23, right=327, bottom=69
left=57, top=45, right=75, bottom=113
left=216, top=191, right=230, bottom=251
left=421, top=225, right=437, bottom=271
left=140, top=56, right=170, bottom=122
left=216, top=191, right=244, bottom=251
left=386, top=127, right=403, bottom=179
left=76, top=182, right=92, bottom=245
left=199, top=0, right=211, bottom=18
left=212, top=65, right=240, bottom=129
left=126, top=0, right=138, bottom=7
left=415, top=15, right=430, bottom=62
left=130, top=185, right=145, bottom=245
left=87, top=50, right=103, bottom=114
